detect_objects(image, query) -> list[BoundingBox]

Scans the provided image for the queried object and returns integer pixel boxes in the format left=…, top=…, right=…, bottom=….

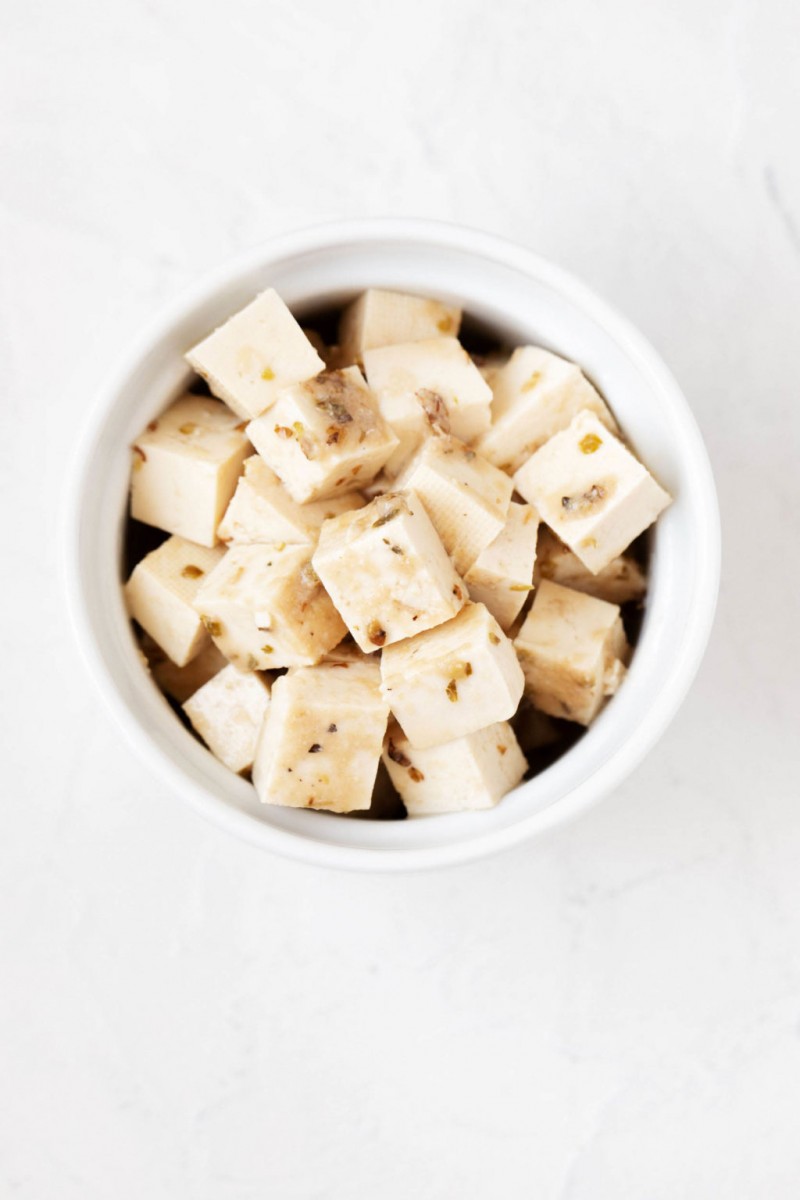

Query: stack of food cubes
left=125, top=287, right=670, bottom=818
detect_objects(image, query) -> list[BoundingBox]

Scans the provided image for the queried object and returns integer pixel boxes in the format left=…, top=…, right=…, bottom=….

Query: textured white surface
left=1, top=0, right=799, bottom=1195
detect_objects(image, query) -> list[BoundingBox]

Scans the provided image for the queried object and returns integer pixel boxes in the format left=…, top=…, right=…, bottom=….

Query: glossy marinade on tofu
left=123, top=285, right=670, bottom=819
left=246, top=367, right=398, bottom=503
left=363, top=336, right=492, bottom=472
left=312, top=490, right=466, bottom=652
left=191, top=543, right=346, bottom=670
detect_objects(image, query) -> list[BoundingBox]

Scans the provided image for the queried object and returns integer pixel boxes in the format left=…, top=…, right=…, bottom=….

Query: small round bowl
left=65, top=219, right=720, bottom=871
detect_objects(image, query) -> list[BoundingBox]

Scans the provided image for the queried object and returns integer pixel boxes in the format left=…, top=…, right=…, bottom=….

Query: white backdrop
left=2, top=0, right=799, bottom=1196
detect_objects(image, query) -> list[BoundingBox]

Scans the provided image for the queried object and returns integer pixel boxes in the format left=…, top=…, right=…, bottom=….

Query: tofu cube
left=338, top=288, right=461, bottom=365
left=217, top=455, right=365, bottom=545
left=514, top=410, right=671, bottom=574
left=183, top=664, right=271, bottom=774
left=382, top=718, right=527, bottom=814
left=246, top=367, right=399, bottom=503
left=464, top=501, right=540, bottom=631
left=192, top=543, right=346, bottom=670
left=396, top=435, right=513, bottom=573
left=130, top=393, right=250, bottom=547
left=513, top=579, right=629, bottom=725
left=312, top=490, right=467, bottom=652
left=363, top=337, right=492, bottom=474
left=476, top=346, right=617, bottom=474
left=185, top=289, right=325, bottom=420
left=125, top=536, right=226, bottom=666
left=252, top=660, right=389, bottom=812
left=534, top=526, right=647, bottom=605
left=140, top=633, right=228, bottom=704
left=380, top=602, right=525, bottom=750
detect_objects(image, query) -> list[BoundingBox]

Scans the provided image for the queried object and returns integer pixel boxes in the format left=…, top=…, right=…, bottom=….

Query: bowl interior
left=71, top=224, right=718, bottom=868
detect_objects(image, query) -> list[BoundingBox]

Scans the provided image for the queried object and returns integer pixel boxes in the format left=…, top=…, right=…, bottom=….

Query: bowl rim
left=63, top=217, right=720, bottom=872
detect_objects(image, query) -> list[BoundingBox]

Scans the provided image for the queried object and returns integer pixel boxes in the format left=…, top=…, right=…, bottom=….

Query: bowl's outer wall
left=66, top=220, right=720, bottom=870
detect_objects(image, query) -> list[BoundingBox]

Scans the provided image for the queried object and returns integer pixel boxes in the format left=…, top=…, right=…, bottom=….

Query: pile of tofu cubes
left=125, top=287, right=670, bottom=818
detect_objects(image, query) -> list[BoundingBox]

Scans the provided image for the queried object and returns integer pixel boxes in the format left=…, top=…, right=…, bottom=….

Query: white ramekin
left=64, top=219, right=720, bottom=872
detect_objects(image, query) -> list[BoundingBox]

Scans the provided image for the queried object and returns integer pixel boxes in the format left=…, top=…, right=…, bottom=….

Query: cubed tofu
left=382, top=718, right=526, bottom=814
left=185, top=289, right=325, bottom=420
left=252, top=660, right=389, bottom=812
left=514, top=410, right=671, bottom=574
left=140, top=633, right=228, bottom=704
left=183, top=664, right=271, bottom=774
left=338, top=288, right=461, bottom=365
left=476, top=346, right=617, bottom=473
left=217, top=455, right=365, bottom=545
left=534, top=526, right=647, bottom=605
left=513, top=579, right=629, bottom=725
left=246, top=367, right=399, bottom=503
left=380, top=602, right=525, bottom=750
left=363, top=337, right=492, bottom=474
left=125, top=536, right=226, bottom=667
left=464, top=501, right=540, bottom=630
left=130, top=394, right=250, bottom=547
left=312, top=490, right=466, bottom=652
left=396, top=435, right=513, bottom=573
left=192, top=543, right=346, bottom=670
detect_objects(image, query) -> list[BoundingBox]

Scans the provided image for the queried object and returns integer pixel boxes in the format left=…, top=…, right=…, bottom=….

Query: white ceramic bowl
left=65, top=219, right=720, bottom=871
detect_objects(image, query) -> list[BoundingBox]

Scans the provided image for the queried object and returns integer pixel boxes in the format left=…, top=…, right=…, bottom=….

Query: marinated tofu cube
left=130, top=394, right=250, bottom=547
left=139, top=633, right=227, bottom=704
left=396, top=435, right=513, bottom=573
left=476, top=346, right=617, bottom=474
left=513, top=579, right=629, bottom=725
left=534, top=526, right=647, bottom=605
left=312, top=491, right=467, bottom=652
left=217, top=455, right=364, bottom=546
left=252, top=660, right=389, bottom=812
left=464, top=501, right=540, bottom=630
left=192, top=543, right=346, bottom=670
left=125, top=536, right=226, bottom=667
left=339, top=288, right=461, bottom=365
left=380, top=602, right=525, bottom=750
left=514, top=410, right=671, bottom=574
left=382, top=718, right=526, bottom=814
left=183, top=664, right=271, bottom=774
left=246, top=367, right=398, bottom=503
left=185, top=289, right=325, bottom=420
left=363, top=337, right=492, bottom=473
